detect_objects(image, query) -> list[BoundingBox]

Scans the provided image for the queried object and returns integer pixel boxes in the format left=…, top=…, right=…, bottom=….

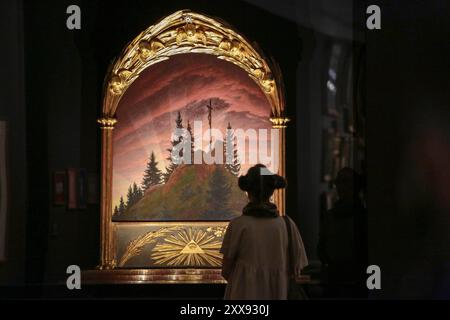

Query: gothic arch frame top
left=100, top=9, right=287, bottom=123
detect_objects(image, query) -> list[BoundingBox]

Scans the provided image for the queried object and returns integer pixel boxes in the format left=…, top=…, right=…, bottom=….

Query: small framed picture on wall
left=53, top=171, right=66, bottom=206
left=67, top=168, right=78, bottom=210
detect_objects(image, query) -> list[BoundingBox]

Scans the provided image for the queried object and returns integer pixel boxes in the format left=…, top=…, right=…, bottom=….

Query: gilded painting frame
left=96, top=10, right=288, bottom=282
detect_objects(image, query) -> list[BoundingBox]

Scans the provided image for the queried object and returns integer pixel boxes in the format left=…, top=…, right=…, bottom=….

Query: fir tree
left=164, top=112, right=184, bottom=182
left=230, top=138, right=241, bottom=176
left=163, top=162, right=177, bottom=183
left=224, top=122, right=233, bottom=166
left=132, top=182, right=143, bottom=202
left=225, top=122, right=241, bottom=176
left=118, top=196, right=126, bottom=215
left=113, top=205, right=119, bottom=216
left=142, top=151, right=162, bottom=191
left=186, top=119, right=195, bottom=163
left=126, top=185, right=134, bottom=208
left=175, top=110, right=183, bottom=128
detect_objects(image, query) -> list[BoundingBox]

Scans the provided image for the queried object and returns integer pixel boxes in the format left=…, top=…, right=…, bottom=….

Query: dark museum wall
left=2, top=0, right=450, bottom=300
left=1, top=0, right=361, bottom=293
left=365, top=1, right=450, bottom=298
left=0, top=0, right=27, bottom=286
left=22, top=0, right=100, bottom=285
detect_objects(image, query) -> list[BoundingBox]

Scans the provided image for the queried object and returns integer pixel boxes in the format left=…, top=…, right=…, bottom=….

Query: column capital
left=269, top=117, right=290, bottom=129
left=97, top=117, right=117, bottom=129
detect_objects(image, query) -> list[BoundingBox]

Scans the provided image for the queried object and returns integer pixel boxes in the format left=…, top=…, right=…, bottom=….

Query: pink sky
left=112, top=53, right=273, bottom=208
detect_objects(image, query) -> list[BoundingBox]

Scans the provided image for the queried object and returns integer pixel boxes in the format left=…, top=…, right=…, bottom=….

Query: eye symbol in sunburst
left=151, top=228, right=223, bottom=266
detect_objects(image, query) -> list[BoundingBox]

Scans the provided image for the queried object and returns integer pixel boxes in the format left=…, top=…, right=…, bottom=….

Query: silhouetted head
left=334, top=167, right=362, bottom=201
left=238, top=164, right=286, bottom=203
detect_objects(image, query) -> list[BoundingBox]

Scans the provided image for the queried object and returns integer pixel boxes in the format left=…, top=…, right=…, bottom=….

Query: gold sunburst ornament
left=151, top=227, right=225, bottom=266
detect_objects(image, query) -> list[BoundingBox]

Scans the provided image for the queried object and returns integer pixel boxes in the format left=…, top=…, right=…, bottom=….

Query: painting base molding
left=82, top=268, right=226, bottom=284
left=82, top=269, right=313, bottom=285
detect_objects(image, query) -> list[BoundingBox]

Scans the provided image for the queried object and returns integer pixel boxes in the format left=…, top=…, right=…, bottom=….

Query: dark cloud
left=112, top=53, right=272, bottom=206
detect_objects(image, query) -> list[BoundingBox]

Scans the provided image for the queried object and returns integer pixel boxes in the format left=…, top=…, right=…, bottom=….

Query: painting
left=112, top=53, right=273, bottom=221
left=94, top=10, right=286, bottom=273
left=0, top=121, right=8, bottom=262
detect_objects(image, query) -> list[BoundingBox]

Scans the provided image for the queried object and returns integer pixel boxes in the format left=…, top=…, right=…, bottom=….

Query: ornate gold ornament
left=118, top=226, right=182, bottom=267
left=97, top=117, right=117, bottom=129
left=151, top=227, right=226, bottom=267
left=269, top=117, right=291, bottom=129
left=101, top=9, right=286, bottom=119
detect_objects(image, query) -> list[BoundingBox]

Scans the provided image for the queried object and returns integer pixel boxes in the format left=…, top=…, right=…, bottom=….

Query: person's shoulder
left=229, top=215, right=244, bottom=221
left=284, top=215, right=302, bottom=230
left=227, top=215, right=246, bottom=226
left=284, top=215, right=297, bottom=225
left=229, top=214, right=265, bottom=227
left=226, top=215, right=251, bottom=233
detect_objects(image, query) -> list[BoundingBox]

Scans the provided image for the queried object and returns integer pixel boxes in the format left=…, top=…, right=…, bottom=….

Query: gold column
left=270, top=117, right=290, bottom=216
left=97, top=117, right=117, bottom=269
